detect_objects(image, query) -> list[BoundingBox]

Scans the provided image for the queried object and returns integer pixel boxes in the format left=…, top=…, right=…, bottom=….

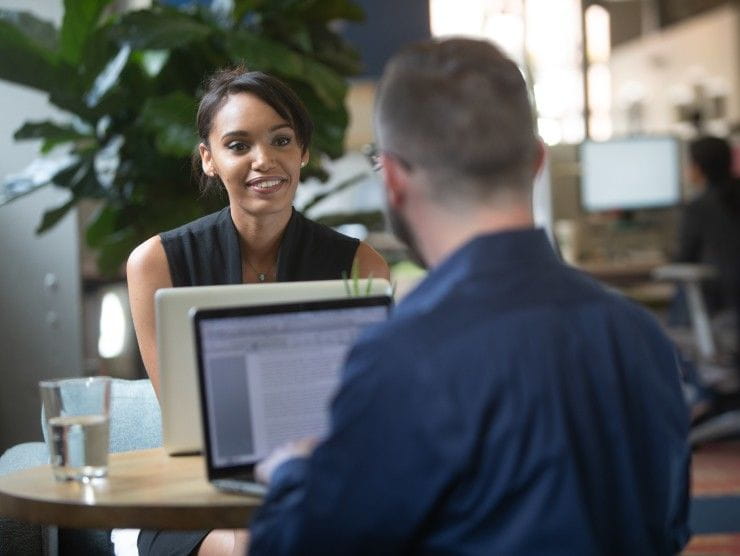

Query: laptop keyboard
left=213, top=478, right=267, bottom=497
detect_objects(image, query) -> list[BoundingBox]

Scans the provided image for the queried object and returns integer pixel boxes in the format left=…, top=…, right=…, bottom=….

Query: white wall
left=0, top=0, right=84, bottom=452
left=610, top=4, right=740, bottom=137
left=0, top=0, right=62, bottom=177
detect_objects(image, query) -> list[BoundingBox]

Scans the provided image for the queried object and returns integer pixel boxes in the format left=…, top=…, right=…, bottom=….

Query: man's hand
left=255, top=437, right=319, bottom=486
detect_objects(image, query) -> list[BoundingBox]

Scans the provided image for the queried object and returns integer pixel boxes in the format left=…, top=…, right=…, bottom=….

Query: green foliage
left=0, top=0, right=364, bottom=275
left=341, top=258, right=373, bottom=297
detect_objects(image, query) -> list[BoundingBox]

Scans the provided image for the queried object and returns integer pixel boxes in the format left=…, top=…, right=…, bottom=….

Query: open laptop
left=156, top=279, right=392, bottom=455
left=192, top=295, right=392, bottom=495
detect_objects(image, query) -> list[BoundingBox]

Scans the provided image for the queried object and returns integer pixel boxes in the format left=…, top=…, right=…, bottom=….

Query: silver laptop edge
left=156, top=278, right=393, bottom=455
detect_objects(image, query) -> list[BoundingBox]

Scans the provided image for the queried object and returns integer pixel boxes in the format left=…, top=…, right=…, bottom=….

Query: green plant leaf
left=301, top=157, right=330, bottom=182
left=223, top=31, right=346, bottom=108
left=233, top=0, right=267, bottom=24
left=298, top=57, right=347, bottom=109
left=59, top=0, right=113, bottom=64
left=138, top=92, right=198, bottom=156
left=310, top=27, right=363, bottom=74
left=224, top=32, right=300, bottom=74
left=291, top=27, right=314, bottom=53
left=36, top=197, right=76, bottom=234
left=110, top=8, right=213, bottom=50
left=68, top=20, right=127, bottom=96
left=291, top=0, right=365, bottom=23
left=300, top=86, right=348, bottom=159
left=85, top=203, right=117, bottom=248
left=14, top=121, right=92, bottom=154
left=135, top=49, right=171, bottom=77
left=84, top=43, right=133, bottom=109
left=52, top=157, right=106, bottom=199
left=0, top=0, right=363, bottom=275
left=0, top=155, right=78, bottom=205
left=0, top=13, right=59, bottom=91
left=92, top=226, right=138, bottom=276
left=0, top=9, right=58, bottom=51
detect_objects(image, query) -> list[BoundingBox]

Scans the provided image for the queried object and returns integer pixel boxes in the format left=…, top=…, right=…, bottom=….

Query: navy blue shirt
left=250, top=229, right=691, bottom=555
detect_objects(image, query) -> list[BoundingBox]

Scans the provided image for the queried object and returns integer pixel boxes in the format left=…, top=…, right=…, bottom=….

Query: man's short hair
left=375, top=38, right=538, bottom=201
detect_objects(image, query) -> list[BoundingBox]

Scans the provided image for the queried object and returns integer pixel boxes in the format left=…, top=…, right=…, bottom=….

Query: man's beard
left=386, top=205, right=427, bottom=269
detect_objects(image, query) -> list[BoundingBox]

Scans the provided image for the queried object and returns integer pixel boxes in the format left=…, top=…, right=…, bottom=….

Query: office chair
left=653, top=263, right=740, bottom=446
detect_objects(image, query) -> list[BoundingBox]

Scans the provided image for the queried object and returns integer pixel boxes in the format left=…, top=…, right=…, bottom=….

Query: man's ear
left=199, top=143, right=216, bottom=177
left=382, top=153, right=410, bottom=209
left=533, top=138, right=546, bottom=177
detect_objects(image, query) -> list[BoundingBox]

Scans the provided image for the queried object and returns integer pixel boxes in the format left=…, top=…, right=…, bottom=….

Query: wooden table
left=577, top=259, right=666, bottom=287
left=0, top=448, right=261, bottom=530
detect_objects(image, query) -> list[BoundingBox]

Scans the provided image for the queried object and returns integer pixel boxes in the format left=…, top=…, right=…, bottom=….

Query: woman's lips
left=246, top=177, right=287, bottom=191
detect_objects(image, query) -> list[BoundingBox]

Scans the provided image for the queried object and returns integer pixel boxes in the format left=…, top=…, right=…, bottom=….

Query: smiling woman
left=125, top=67, right=389, bottom=555
left=127, top=67, right=389, bottom=395
left=198, top=92, right=307, bottom=226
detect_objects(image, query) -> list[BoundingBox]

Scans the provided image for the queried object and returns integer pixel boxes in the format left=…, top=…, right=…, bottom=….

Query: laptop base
left=212, top=478, right=267, bottom=497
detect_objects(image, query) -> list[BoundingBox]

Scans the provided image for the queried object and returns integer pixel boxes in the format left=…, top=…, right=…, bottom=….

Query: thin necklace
left=245, top=257, right=276, bottom=283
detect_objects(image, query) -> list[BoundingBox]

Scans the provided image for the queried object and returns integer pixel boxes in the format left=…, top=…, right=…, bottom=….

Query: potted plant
left=0, top=0, right=366, bottom=275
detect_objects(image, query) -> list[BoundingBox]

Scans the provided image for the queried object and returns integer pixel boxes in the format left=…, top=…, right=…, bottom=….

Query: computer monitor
left=579, top=136, right=682, bottom=213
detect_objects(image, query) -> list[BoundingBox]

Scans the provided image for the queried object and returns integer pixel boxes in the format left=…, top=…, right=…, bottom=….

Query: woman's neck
left=230, top=205, right=292, bottom=274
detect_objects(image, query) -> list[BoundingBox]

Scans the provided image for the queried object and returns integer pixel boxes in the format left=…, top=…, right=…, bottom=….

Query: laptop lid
left=156, top=279, right=392, bottom=455
left=193, top=296, right=392, bottom=482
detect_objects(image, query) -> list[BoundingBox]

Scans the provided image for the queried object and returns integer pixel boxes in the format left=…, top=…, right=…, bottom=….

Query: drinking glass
left=39, top=376, right=112, bottom=481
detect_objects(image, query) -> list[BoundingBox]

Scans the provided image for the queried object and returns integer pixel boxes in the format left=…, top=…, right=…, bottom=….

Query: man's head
left=374, top=38, right=540, bottom=205
left=374, top=38, right=541, bottom=266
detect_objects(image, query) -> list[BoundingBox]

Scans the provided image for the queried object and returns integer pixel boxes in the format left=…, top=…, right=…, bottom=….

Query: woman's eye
left=273, top=136, right=292, bottom=147
left=227, top=141, right=249, bottom=152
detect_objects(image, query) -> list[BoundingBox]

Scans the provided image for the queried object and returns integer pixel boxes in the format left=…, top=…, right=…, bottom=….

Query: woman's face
left=685, top=161, right=705, bottom=191
left=200, top=92, right=308, bottom=219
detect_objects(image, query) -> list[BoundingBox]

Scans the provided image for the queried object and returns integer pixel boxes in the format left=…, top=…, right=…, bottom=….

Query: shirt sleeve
left=248, top=335, right=462, bottom=555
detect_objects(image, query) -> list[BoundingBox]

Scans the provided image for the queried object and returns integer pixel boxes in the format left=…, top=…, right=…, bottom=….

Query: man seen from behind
left=249, top=38, right=691, bottom=555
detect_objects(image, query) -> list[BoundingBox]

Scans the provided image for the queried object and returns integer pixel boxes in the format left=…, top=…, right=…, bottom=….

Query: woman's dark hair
left=192, top=66, right=313, bottom=194
left=689, top=136, right=732, bottom=184
left=689, top=135, right=740, bottom=214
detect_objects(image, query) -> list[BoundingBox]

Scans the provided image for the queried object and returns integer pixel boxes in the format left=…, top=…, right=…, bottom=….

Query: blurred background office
left=1, top=0, right=739, bottom=452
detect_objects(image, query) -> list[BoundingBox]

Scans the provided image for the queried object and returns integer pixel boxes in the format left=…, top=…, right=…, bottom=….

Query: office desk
left=577, top=259, right=666, bottom=287
left=576, top=258, right=676, bottom=307
left=0, top=448, right=260, bottom=530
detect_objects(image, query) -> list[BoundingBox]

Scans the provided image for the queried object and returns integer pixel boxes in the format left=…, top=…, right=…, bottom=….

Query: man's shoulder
left=392, top=264, right=664, bottom=342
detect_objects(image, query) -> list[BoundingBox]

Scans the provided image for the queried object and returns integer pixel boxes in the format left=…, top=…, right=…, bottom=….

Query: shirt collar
left=397, top=227, right=559, bottom=312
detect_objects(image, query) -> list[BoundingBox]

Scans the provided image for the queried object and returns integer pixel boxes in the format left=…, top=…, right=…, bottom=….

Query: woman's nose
left=251, top=144, right=276, bottom=171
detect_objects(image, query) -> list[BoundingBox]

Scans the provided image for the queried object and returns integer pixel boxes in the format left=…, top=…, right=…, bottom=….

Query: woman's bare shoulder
left=127, top=235, right=170, bottom=284
left=355, top=241, right=390, bottom=280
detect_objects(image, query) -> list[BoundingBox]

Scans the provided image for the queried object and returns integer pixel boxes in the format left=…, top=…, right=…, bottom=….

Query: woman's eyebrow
left=221, top=123, right=292, bottom=140
left=221, top=129, right=250, bottom=140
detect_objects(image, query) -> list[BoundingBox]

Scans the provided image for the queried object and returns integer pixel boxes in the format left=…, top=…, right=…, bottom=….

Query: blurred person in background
left=676, top=135, right=740, bottom=423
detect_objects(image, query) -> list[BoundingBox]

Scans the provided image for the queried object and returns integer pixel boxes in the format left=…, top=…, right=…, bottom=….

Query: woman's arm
left=126, top=236, right=173, bottom=398
left=354, top=241, right=391, bottom=281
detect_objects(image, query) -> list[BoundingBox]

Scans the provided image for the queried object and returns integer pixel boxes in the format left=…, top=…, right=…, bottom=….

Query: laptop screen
left=193, top=297, right=391, bottom=474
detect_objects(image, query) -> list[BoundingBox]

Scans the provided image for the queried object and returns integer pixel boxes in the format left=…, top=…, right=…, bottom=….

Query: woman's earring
left=301, top=161, right=307, bottom=168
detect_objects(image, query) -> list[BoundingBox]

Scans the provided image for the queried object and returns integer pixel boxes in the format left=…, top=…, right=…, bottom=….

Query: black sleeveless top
left=159, top=207, right=359, bottom=286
